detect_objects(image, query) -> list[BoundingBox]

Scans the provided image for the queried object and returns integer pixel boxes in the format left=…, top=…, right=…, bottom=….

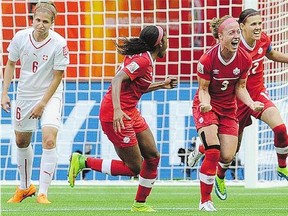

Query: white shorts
left=14, top=97, right=62, bottom=132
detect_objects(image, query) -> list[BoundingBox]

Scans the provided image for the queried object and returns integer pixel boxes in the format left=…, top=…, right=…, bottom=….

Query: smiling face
left=240, top=14, right=262, bottom=44
left=157, top=34, right=168, bottom=58
left=219, top=21, right=241, bottom=53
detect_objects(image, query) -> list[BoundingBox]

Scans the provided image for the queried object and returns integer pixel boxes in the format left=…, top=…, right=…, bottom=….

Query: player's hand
left=249, top=101, right=264, bottom=112
left=1, top=94, right=11, bottom=113
left=163, top=77, right=178, bottom=89
left=113, top=108, right=131, bottom=133
left=29, top=103, right=45, bottom=119
left=199, top=103, right=212, bottom=113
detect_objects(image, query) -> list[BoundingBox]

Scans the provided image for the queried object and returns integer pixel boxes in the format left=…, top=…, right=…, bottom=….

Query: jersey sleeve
left=264, top=33, right=272, bottom=53
left=7, top=31, right=21, bottom=62
left=196, top=54, right=212, bottom=81
left=122, top=56, right=150, bottom=81
left=53, top=39, right=69, bottom=71
left=240, top=53, right=252, bottom=79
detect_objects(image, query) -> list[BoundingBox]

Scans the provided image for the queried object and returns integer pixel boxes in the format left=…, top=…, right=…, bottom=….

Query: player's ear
left=218, top=33, right=222, bottom=40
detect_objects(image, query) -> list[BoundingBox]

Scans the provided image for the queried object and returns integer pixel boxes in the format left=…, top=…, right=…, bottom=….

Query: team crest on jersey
left=213, top=69, right=219, bottom=75
left=233, top=67, right=240, bottom=75
left=63, top=46, right=69, bottom=58
left=258, top=47, right=263, bottom=54
left=197, top=62, right=204, bottom=74
left=126, top=61, right=140, bottom=73
left=42, top=55, right=48, bottom=61
left=199, top=117, right=204, bottom=124
left=123, top=136, right=130, bottom=143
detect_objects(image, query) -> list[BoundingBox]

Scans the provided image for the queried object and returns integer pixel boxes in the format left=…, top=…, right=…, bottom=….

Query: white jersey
left=7, top=28, right=69, bottom=100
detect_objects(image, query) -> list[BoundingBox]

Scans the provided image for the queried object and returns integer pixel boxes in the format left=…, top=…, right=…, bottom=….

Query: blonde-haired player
left=1, top=1, right=69, bottom=204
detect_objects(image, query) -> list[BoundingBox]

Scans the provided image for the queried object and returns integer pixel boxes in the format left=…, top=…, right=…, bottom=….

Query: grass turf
left=1, top=185, right=288, bottom=215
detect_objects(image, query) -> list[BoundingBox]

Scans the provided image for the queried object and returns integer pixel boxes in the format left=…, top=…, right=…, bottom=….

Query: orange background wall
left=1, top=0, right=243, bottom=80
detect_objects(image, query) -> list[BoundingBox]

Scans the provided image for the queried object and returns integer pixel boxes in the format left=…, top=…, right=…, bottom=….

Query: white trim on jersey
left=213, top=76, right=239, bottom=81
left=240, top=32, right=256, bottom=51
left=217, top=45, right=237, bottom=66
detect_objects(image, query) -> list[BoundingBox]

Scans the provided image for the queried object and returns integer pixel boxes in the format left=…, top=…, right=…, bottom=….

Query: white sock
left=38, top=148, right=58, bottom=196
left=17, top=145, right=33, bottom=190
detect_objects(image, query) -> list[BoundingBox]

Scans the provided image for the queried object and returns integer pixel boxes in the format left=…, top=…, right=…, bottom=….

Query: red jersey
left=236, top=32, right=274, bottom=132
left=100, top=51, right=154, bottom=122
left=194, top=44, right=252, bottom=116
left=239, top=32, right=272, bottom=93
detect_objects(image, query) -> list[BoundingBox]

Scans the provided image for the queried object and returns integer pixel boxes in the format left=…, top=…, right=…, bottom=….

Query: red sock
left=199, top=148, right=220, bottom=203
left=135, top=157, right=160, bottom=202
left=199, top=144, right=205, bottom=154
left=217, top=165, right=226, bottom=179
left=86, top=158, right=135, bottom=176
left=217, top=162, right=230, bottom=179
left=273, top=124, right=288, bottom=168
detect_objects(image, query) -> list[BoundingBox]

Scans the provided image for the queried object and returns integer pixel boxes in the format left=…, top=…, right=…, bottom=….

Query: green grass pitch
left=1, top=185, right=287, bottom=215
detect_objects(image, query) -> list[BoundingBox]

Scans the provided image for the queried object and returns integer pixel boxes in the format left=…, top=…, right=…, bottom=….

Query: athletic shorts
left=193, top=106, right=239, bottom=136
left=14, top=97, right=62, bottom=132
left=101, top=110, right=149, bottom=148
left=237, top=90, right=275, bottom=134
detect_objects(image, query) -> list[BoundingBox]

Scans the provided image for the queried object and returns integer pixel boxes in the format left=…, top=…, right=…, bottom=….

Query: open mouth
left=231, top=40, right=239, bottom=48
left=253, top=30, right=261, bottom=36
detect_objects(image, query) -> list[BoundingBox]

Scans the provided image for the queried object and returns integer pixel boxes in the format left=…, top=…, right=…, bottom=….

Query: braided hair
left=116, top=25, right=164, bottom=56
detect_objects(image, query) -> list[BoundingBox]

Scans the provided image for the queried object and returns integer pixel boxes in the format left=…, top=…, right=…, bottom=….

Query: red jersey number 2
left=32, top=61, right=39, bottom=73
left=250, top=62, right=259, bottom=75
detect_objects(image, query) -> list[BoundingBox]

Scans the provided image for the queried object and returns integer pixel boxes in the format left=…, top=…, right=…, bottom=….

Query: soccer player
left=1, top=2, right=69, bottom=204
left=68, top=25, right=177, bottom=212
left=192, top=15, right=263, bottom=211
left=188, top=9, right=288, bottom=201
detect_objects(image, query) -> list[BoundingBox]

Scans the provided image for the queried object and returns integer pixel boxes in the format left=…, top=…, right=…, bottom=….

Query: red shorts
left=237, top=90, right=275, bottom=134
left=193, top=106, right=239, bottom=136
left=101, top=110, right=149, bottom=148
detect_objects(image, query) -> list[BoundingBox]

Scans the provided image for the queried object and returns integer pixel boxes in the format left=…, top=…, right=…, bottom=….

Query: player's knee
left=43, top=138, right=56, bottom=149
left=219, top=156, right=234, bottom=165
left=15, top=135, right=31, bottom=148
left=200, top=131, right=220, bottom=150
left=146, top=152, right=160, bottom=159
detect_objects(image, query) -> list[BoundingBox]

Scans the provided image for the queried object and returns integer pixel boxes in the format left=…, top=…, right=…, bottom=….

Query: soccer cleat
left=215, top=175, right=227, bottom=200
left=199, top=200, right=217, bottom=211
left=37, top=193, right=51, bottom=204
left=187, top=142, right=203, bottom=167
left=68, top=152, right=87, bottom=187
left=7, top=184, right=36, bottom=203
left=277, top=166, right=288, bottom=181
left=131, top=201, right=156, bottom=212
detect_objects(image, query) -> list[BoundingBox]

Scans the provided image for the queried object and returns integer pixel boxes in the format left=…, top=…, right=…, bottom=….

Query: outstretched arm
left=145, top=76, right=178, bottom=93
left=266, top=49, right=288, bottom=63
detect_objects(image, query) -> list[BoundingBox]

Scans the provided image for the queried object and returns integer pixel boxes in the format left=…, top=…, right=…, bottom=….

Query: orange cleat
left=7, top=184, right=36, bottom=203
left=36, top=193, right=51, bottom=204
